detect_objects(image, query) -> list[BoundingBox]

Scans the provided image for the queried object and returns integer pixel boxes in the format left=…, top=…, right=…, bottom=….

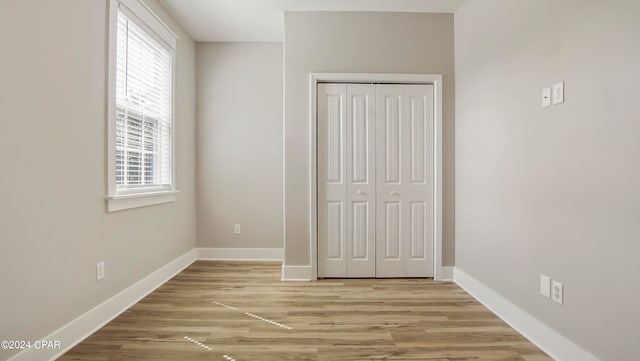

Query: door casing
left=308, top=73, right=444, bottom=280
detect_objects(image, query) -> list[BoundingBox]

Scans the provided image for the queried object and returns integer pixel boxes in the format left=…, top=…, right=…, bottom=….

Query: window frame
left=106, top=0, right=178, bottom=212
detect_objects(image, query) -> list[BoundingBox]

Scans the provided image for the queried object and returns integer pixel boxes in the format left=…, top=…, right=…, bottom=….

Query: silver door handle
left=390, top=190, right=398, bottom=196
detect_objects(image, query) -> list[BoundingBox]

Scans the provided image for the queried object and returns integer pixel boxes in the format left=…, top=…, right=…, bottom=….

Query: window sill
left=106, top=190, right=179, bottom=212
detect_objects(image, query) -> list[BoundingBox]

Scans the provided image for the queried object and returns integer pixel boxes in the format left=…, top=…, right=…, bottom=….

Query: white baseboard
left=454, top=268, right=600, bottom=361
left=7, top=249, right=197, bottom=361
left=438, top=266, right=454, bottom=281
left=281, top=264, right=312, bottom=281
left=197, top=247, right=283, bottom=261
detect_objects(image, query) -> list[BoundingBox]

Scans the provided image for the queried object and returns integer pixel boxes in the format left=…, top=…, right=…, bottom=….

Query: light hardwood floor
left=60, top=261, right=551, bottom=361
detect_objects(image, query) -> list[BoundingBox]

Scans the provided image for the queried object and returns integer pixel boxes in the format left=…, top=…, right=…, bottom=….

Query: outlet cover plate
left=97, top=261, right=105, bottom=281
left=552, top=82, right=564, bottom=105
left=552, top=280, right=563, bottom=304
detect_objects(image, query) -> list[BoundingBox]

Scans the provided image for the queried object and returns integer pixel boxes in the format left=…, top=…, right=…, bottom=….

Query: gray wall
left=455, top=0, right=640, bottom=360
left=0, top=1, right=196, bottom=359
left=196, top=42, right=283, bottom=249
left=284, top=11, right=455, bottom=266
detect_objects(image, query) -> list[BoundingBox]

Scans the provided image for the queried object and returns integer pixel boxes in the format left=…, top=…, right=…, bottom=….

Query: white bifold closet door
left=318, top=83, right=376, bottom=277
left=318, top=83, right=434, bottom=278
left=375, top=84, right=434, bottom=277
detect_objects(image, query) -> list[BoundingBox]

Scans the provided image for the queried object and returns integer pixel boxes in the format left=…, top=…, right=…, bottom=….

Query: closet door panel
left=403, top=85, right=434, bottom=277
left=346, top=84, right=376, bottom=277
left=318, top=83, right=348, bottom=278
left=376, top=86, right=404, bottom=277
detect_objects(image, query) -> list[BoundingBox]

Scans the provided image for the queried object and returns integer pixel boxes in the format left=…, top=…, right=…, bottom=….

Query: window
left=107, top=0, right=177, bottom=212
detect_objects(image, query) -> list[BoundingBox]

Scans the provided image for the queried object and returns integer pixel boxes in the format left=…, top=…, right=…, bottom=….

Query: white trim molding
left=7, top=249, right=197, bottom=361
left=308, top=73, right=444, bottom=281
left=454, top=268, right=601, bottom=361
left=197, top=248, right=283, bottom=261
left=106, top=190, right=179, bottom=212
left=281, top=264, right=313, bottom=281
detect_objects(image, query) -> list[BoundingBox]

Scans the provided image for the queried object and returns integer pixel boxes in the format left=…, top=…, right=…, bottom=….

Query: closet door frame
left=308, top=73, right=444, bottom=281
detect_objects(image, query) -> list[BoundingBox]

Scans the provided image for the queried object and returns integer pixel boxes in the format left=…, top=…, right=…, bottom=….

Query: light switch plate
left=540, top=275, right=551, bottom=298
left=233, top=224, right=241, bottom=235
left=542, top=88, right=551, bottom=107
left=552, top=82, right=564, bottom=105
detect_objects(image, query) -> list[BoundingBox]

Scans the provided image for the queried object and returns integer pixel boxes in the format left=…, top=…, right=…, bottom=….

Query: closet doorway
left=314, top=75, right=440, bottom=279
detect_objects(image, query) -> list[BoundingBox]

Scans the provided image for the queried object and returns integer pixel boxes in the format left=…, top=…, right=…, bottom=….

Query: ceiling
left=160, top=0, right=465, bottom=42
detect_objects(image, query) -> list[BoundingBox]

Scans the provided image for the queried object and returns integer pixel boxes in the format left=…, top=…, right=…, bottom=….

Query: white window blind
left=115, top=9, right=172, bottom=194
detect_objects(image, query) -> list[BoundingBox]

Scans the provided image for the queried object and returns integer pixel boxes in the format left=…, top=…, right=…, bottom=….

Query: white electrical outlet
left=552, top=280, right=563, bottom=304
left=540, top=275, right=551, bottom=298
left=552, top=82, right=564, bottom=104
left=233, top=224, right=241, bottom=235
left=96, top=261, right=105, bottom=281
left=542, top=87, right=551, bottom=107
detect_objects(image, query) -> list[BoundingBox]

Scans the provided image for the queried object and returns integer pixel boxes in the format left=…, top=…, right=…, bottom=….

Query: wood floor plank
left=59, top=261, right=551, bottom=361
